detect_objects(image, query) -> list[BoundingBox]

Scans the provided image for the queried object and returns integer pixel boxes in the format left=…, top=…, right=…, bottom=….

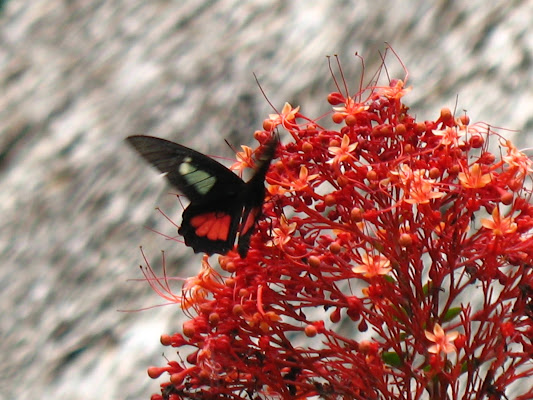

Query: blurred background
left=1, top=1, right=531, bottom=399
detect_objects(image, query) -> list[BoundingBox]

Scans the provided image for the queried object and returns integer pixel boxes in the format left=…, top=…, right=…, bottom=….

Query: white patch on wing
left=179, top=161, right=216, bottom=194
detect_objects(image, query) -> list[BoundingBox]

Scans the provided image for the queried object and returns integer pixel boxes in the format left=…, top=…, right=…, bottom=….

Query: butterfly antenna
left=224, top=138, right=238, bottom=153
left=253, top=72, right=280, bottom=115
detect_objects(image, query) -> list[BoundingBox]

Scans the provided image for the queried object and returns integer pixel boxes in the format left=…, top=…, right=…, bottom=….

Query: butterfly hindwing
left=179, top=200, right=243, bottom=255
left=127, top=135, right=277, bottom=257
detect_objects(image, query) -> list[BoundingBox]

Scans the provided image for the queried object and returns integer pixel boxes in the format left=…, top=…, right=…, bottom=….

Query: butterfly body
left=127, top=135, right=276, bottom=257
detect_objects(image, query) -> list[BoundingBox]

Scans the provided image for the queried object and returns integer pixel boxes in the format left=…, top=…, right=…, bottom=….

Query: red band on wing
left=240, top=207, right=260, bottom=235
left=190, top=212, right=232, bottom=241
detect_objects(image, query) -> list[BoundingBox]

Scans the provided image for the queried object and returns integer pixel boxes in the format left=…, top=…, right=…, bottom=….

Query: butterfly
left=126, top=135, right=277, bottom=258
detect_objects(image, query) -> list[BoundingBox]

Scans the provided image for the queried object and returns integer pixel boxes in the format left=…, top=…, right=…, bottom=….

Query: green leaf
left=382, top=351, right=402, bottom=367
left=422, top=281, right=432, bottom=296
left=443, top=307, right=461, bottom=322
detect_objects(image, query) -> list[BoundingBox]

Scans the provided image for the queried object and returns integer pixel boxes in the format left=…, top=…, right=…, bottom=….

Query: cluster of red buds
left=143, top=54, right=533, bottom=399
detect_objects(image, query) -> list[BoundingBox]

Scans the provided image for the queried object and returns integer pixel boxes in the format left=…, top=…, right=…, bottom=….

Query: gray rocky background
left=1, top=1, right=532, bottom=399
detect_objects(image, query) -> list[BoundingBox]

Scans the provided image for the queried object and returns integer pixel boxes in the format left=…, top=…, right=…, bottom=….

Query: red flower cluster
left=143, top=55, right=533, bottom=399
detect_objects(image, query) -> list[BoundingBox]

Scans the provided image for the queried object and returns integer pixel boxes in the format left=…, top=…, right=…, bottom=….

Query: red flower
left=140, top=52, right=533, bottom=400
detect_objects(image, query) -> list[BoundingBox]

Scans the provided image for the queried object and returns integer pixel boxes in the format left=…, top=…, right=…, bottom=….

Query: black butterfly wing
left=126, top=135, right=244, bottom=202
left=127, top=135, right=278, bottom=257
left=127, top=135, right=246, bottom=255
left=179, top=200, right=243, bottom=255
left=237, top=136, right=278, bottom=257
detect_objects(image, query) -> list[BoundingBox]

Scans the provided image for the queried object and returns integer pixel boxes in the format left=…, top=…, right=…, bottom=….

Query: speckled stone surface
left=1, top=1, right=531, bottom=399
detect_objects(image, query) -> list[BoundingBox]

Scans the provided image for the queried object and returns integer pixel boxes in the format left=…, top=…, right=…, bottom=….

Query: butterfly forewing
left=127, top=135, right=244, bottom=202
